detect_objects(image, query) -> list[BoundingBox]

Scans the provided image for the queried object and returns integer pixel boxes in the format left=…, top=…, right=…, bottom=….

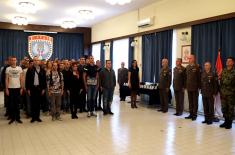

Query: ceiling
left=0, top=0, right=158, bottom=27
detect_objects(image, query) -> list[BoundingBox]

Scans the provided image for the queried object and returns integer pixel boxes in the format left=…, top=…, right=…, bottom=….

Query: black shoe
left=8, top=119, right=15, bottom=124
left=109, top=111, right=114, bottom=115
left=162, top=111, right=168, bottom=113
left=173, top=113, right=178, bottom=116
left=185, top=115, right=192, bottom=119
left=157, top=109, right=163, bottom=112
left=36, top=118, right=42, bottom=122
left=16, top=119, right=23, bottom=124
left=74, top=115, right=78, bottom=119
left=207, top=121, right=213, bottom=125
left=220, top=119, right=227, bottom=128
left=202, top=120, right=207, bottom=124
left=103, top=112, right=108, bottom=115
left=30, top=119, right=35, bottom=123
left=192, top=117, right=197, bottom=121
left=225, top=120, right=233, bottom=129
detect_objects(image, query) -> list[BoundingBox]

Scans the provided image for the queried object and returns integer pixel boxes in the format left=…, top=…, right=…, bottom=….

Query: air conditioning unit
left=137, top=17, right=154, bottom=28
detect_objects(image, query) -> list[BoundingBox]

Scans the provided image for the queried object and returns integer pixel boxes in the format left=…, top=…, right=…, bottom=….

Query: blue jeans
left=87, top=85, right=97, bottom=112
left=103, top=88, right=114, bottom=113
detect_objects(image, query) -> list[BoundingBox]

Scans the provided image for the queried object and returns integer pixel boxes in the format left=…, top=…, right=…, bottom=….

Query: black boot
left=220, top=118, right=227, bottom=128
left=225, top=120, right=233, bottom=129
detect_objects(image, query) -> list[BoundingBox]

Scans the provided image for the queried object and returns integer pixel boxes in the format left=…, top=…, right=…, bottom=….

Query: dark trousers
left=8, top=88, right=21, bottom=120
left=187, top=91, right=199, bottom=117
left=95, top=87, right=102, bottom=109
left=70, top=91, right=79, bottom=116
left=202, top=96, right=214, bottom=122
left=62, top=89, right=70, bottom=112
left=103, top=88, right=114, bottom=113
left=80, top=90, right=87, bottom=111
left=159, top=89, right=168, bottom=112
left=119, top=84, right=126, bottom=100
left=30, top=87, right=42, bottom=120
left=174, top=90, right=184, bottom=114
left=87, top=85, right=97, bottom=112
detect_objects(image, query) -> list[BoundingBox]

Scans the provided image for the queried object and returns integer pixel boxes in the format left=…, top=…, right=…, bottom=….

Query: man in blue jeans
left=83, top=56, right=99, bottom=117
left=99, top=60, right=116, bottom=115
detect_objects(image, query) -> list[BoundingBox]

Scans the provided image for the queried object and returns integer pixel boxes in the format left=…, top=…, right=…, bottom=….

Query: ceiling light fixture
left=105, top=0, right=132, bottom=5
left=16, top=1, right=38, bottom=14
left=61, top=21, right=77, bottom=29
left=12, top=16, right=28, bottom=25
left=78, top=10, right=95, bottom=20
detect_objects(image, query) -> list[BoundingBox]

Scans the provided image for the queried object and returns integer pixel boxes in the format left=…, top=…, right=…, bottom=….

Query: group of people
left=2, top=53, right=234, bottom=130
left=1, top=55, right=140, bottom=125
left=157, top=55, right=235, bottom=129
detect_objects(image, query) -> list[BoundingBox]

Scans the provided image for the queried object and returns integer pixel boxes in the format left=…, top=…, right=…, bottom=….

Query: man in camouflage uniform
left=201, top=62, right=218, bottom=125
left=173, top=58, right=186, bottom=116
left=158, top=58, right=172, bottom=113
left=220, top=57, right=235, bottom=129
left=185, top=55, right=201, bottom=121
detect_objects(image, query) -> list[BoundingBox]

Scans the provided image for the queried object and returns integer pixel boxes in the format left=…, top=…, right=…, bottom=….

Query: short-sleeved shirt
left=5, top=66, right=22, bottom=88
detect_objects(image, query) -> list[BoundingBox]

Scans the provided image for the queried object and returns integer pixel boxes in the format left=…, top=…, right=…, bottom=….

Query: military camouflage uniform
left=158, top=67, right=172, bottom=112
left=186, top=64, right=201, bottom=120
left=201, top=71, right=218, bottom=123
left=220, top=68, right=235, bottom=121
left=173, top=65, right=186, bottom=115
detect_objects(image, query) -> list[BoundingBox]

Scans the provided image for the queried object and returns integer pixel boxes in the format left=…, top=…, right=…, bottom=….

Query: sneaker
left=91, top=112, right=97, bottom=117
left=87, top=112, right=91, bottom=117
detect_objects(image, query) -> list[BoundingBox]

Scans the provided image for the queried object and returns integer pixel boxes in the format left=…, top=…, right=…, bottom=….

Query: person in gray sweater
left=99, top=60, right=116, bottom=115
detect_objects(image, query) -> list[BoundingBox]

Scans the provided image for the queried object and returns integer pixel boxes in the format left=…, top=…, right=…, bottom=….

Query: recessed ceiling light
left=16, top=1, right=38, bottom=14
left=61, top=20, right=77, bottom=29
left=78, top=10, right=95, bottom=20
left=12, top=16, right=28, bottom=25
left=105, top=0, right=132, bottom=5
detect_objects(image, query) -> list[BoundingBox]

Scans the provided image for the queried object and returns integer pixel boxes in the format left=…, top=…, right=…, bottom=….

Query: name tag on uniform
left=87, top=77, right=97, bottom=85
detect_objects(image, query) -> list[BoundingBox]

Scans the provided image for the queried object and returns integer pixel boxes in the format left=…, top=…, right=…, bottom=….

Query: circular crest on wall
left=28, top=35, right=53, bottom=60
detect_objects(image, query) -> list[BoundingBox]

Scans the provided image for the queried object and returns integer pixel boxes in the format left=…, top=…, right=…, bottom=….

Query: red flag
left=215, top=49, right=223, bottom=78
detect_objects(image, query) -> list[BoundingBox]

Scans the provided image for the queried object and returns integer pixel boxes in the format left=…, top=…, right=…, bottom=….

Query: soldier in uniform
left=219, top=57, right=235, bottom=129
left=185, top=54, right=201, bottom=121
left=173, top=58, right=186, bottom=116
left=201, top=62, right=218, bottom=125
left=158, top=58, right=172, bottom=113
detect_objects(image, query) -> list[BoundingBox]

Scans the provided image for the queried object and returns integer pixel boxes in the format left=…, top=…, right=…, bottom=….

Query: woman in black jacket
left=69, top=62, right=83, bottom=119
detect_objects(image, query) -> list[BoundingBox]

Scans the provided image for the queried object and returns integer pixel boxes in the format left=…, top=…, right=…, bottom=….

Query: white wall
left=92, top=0, right=235, bottom=42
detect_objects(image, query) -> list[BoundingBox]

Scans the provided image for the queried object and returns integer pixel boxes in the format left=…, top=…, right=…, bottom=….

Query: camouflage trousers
left=221, top=95, right=235, bottom=120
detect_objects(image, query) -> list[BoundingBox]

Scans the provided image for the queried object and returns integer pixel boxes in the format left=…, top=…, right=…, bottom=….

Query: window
left=113, top=38, right=129, bottom=77
left=92, top=43, right=101, bottom=62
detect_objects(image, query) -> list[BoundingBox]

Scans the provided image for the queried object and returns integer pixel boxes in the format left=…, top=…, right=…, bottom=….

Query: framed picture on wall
left=181, top=45, right=191, bottom=64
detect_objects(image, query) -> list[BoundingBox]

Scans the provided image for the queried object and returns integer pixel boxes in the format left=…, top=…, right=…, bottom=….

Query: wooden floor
left=0, top=93, right=234, bottom=155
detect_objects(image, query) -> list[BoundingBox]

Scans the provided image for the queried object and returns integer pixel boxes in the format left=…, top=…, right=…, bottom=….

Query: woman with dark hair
left=128, top=60, right=140, bottom=108
left=69, top=62, right=83, bottom=119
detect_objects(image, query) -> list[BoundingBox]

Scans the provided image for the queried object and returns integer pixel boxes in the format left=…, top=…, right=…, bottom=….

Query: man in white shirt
left=5, top=56, right=23, bottom=124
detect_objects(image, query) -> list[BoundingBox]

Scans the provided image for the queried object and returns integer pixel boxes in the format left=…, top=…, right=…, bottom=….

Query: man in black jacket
left=26, top=56, right=47, bottom=123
